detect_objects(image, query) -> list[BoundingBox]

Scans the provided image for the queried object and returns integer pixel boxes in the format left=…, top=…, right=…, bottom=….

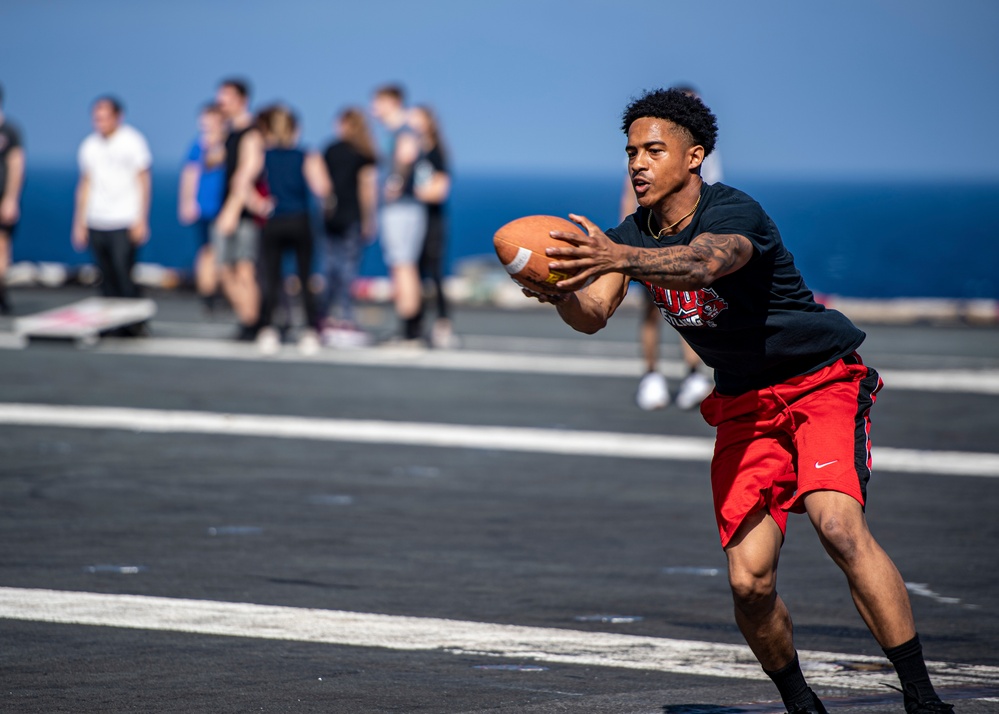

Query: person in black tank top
left=222, top=126, right=250, bottom=213
left=254, top=104, right=331, bottom=355
left=212, top=78, right=265, bottom=340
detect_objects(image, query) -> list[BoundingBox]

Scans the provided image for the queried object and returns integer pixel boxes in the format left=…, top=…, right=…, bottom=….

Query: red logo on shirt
left=646, top=283, right=728, bottom=328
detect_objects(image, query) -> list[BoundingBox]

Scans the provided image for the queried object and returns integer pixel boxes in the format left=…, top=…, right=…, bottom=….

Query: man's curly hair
left=621, top=88, right=718, bottom=157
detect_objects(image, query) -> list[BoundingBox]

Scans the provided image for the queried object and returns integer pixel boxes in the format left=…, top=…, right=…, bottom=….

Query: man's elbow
left=575, top=322, right=605, bottom=335
left=569, top=313, right=608, bottom=335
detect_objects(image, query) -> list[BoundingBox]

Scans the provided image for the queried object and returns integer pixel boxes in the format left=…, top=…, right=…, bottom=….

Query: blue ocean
left=12, top=166, right=999, bottom=299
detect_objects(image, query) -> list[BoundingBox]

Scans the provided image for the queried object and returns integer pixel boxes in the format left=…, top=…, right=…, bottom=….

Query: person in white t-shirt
left=72, top=96, right=152, bottom=299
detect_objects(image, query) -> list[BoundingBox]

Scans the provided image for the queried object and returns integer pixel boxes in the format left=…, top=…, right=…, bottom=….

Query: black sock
left=884, top=634, right=939, bottom=703
left=403, top=316, right=422, bottom=341
left=764, top=653, right=814, bottom=710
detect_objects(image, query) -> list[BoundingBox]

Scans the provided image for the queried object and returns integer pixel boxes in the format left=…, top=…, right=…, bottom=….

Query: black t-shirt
left=0, top=121, right=23, bottom=197
left=323, top=140, right=375, bottom=235
left=223, top=124, right=258, bottom=218
left=606, top=182, right=865, bottom=395
left=415, top=144, right=448, bottom=218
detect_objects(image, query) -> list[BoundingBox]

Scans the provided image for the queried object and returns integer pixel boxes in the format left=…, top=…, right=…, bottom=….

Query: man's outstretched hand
left=545, top=214, right=623, bottom=291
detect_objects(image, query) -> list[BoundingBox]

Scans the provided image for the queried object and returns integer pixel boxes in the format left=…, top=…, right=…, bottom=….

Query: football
left=493, top=215, right=583, bottom=295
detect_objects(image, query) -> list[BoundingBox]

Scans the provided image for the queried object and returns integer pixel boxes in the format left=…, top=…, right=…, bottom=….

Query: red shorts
left=699, top=354, right=883, bottom=548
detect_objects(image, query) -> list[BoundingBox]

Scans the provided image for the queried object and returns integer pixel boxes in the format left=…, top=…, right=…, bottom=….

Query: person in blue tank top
left=254, top=104, right=331, bottom=355
left=178, top=103, right=226, bottom=313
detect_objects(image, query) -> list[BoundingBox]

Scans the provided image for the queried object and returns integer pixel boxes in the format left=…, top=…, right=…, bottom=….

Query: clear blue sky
left=2, top=0, right=997, bottom=179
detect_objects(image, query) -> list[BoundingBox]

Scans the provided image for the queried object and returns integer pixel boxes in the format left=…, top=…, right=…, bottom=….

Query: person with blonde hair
left=320, top=106, right=377, bottom=343
left=254, top=104, right=331, bottom=355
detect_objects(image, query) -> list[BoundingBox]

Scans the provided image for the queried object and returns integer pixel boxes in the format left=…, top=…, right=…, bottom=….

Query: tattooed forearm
left=622, top=233, right=752, bottom=289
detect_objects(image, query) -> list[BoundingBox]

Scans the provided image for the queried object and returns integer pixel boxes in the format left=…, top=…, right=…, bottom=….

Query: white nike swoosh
left=815, top=460, right=839, bottom=469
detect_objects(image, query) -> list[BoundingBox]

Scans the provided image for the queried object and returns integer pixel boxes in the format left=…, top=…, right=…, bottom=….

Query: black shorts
left=0, top=222, right=16, bottom=239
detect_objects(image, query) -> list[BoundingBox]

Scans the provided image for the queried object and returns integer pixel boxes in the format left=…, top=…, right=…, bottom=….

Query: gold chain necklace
left=647, top=193, right=701, bottom=240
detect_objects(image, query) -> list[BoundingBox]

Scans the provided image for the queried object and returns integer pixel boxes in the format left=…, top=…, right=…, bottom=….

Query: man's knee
left=804, top=491, right=874, bottom=562
left=724, top=510, right=783, bottom=613
left=813, top=510, right=872, bottom=566
left=728, top=565, right=777, bottom=613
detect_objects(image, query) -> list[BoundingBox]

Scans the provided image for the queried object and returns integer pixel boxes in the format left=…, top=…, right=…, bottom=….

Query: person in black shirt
left=320, top=107, right=377, bottom=340
left=528, top=89, right=951, bottom=714
left=214, top=78, right=265, bottom=340
left=410, top=105, right=454, bottom=348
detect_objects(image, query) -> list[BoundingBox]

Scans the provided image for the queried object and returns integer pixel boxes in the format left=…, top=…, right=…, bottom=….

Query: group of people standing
left=56, top=78, right=451, bottom=351
left=177, top=79, right=453, bottom=353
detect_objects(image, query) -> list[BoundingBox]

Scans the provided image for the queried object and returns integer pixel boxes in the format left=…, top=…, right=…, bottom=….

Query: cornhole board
left=15, top=297, right=156, bottom=346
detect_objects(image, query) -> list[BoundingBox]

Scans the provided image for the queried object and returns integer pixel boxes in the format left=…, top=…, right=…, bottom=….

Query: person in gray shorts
left=380, top=200, right=425, bottom=267
left=211, top=216, right=257, bottom=266
left=214, top=78, right=265, bottom=341
left=371, top=84, right=426, bottom=343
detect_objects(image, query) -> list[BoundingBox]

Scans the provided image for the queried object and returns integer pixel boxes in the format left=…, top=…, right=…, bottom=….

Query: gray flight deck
left=1, top=287, right=998, bottom=713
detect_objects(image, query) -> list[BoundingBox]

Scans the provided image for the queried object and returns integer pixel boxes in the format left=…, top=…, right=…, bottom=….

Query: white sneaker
left=675, top=372, right=713, bottom=410
left=636, top=371, right=670, bottom=410
left=323, top=324, right=373, bottom=349
left=256, top=326, right=280, bottom=355
left=298, top=328, right=320, bottom=356
left=431, top=319, right=459, bottom=349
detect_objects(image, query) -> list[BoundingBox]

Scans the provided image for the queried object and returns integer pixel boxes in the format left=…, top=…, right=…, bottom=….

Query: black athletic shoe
left=234, top=323, right=258, bottom=342
left=787, top=688, right=828, bottom=714
left=903, top=686, right=954, bottom=714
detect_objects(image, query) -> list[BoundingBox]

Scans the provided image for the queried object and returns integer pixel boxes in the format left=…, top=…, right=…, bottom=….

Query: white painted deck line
left=0, top=403, right=997, bottom=477
left=4, top=332, right=999, bottom=394
left=0, top=587, right=995, bottom=691
left=88, top=337, right=999, bottom=395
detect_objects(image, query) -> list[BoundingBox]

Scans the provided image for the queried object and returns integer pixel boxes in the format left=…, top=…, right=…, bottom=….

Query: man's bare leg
left=725, top=510, right=825, bottom=711
left=804, top=490, right=951, bottom=710
left=725, top=509, right=793, bottom=669
left=803, top=490, right=914, bottom=646
left=220, top=260, right=258, bottom=330
left=0, top=232, right=11, bottom=313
